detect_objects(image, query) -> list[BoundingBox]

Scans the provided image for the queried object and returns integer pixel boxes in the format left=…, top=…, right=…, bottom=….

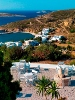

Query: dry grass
left=55, top=43, right=75, bottom=48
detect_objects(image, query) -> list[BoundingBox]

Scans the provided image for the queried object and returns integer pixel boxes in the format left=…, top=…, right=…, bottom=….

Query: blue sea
left=0, top=10, right=52, bottom=42
left=0, top=32, right=35, bottom=43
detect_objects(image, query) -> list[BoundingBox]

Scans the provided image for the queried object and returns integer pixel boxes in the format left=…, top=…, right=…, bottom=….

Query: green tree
left=24, top=45, right=34, bottom=61
left=35, top=76, right=60, bottom=100
left=0, top=45, right=7, bottom=52
left=0, top=50, right=4, bottom=65
left=7, top=46, right=24, bottom=60
left=47, top=81, right=60, bottom=100
left=67, top=45, right=72, bottom=51
left=33, top=44, right=50, bottom=61
left=70, top=28, right=75, bottom=33
left=0, top=51, right=22, bottom=100
left=59, top=36, right=67, bottom=43
left=34, top=37, right=42, bottom=43
left=49, top=50, right=62, bottom=61
left=35, top=76, right=51, bottom=100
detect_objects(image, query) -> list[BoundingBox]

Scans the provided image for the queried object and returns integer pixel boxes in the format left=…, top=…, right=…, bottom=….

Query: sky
left=0, top=0, right=75, bottom=11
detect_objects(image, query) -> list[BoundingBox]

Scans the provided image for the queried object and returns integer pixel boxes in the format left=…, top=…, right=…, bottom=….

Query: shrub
left=67, top=45, right=72, bottom=51
left=70, top=29, right=75, bottom=33
left=70, top=60, right=75, bottom=65
left=0, top=51, right=22, bottom=100
left=34, top=37, right=42, bottom=43
left=59, top=36, right=67, bottom=43
left=49, top=50, right=62, bottom=61
left=7, top=47, right=24, bottom=60
left=67, top=41, right=72, bottom=44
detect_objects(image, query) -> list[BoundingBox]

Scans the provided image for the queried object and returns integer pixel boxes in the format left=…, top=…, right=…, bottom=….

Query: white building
left=50, top=35, right=63, bottom=42
left=5, top=42, right=16, bottom=48
left=42, top=36, right=47, bottom=43
left=0, top=42, right=5, bottom=46
left=24, top=40, right=39, bottom=47
left=24, top=40, right=33, bottom=46
left=42, top=28, right=50, bottom=35
left=5, top=41, right=22, bottom=48
left=35, top=34, right=49, bottom=43
left=35, top=35, right=42, bottom=38
left=15, top=41, right=22, bottom=46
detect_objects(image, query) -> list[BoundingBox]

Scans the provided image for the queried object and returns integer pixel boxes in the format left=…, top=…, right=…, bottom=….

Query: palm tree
left=35, top=76, right=51, bottom=100
left=47, top=81, right=60, bottom=100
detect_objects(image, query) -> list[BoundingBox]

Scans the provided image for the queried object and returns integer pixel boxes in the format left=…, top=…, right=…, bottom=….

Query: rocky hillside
left=1, top=9, right=75, bottom=42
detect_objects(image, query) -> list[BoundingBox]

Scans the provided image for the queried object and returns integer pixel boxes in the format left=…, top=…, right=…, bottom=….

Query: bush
left=67, top=41, right=72, bottom=44
left=70, top=29, right=75, bottom=33
left=49, top=50, right=62, bottom=61
left=70, top=60, right=75, bottom=65
left=32, top=44, right=50, bottom=61
left=0, top=51, right=22, bottom=100
left=59, top=36, right=67, bottom=43
left=7, top=47, right=24, bottom=60
left=34, top=37, right=42, bottom=43
left=32, top=43, right=63, bottom=61
left=67, top=45, right=72, bottom=51
left=20, top=39, right=24, bottom=43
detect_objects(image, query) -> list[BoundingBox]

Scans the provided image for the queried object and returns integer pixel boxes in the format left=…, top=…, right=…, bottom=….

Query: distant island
left=0, top=13, right=26, bottom=17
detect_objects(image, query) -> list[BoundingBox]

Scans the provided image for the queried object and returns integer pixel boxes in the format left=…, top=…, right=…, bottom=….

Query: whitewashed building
left=5, top=42, right=16, bottom=48
left=42, top=28, right=50, bottom=35
left=5, top=41, right=22, bottom=48
left=15, top=41, right=22, bottom=46
left=0, top=42, right=5, bottom=46
left=50, top=35, right=64, bottom=42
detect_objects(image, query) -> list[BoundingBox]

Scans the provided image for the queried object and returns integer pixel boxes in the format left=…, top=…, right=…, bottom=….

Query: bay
left=0, top=10, right=52, bottom=42
left=0, top=32, right=34, bottom=43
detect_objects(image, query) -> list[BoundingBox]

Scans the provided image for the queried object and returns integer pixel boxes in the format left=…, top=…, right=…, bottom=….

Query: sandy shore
left=23, top=31, right=37, bottom=36
left=12, top=68, right=75, bottom=100
left=29, top=32, right=37, bottom=36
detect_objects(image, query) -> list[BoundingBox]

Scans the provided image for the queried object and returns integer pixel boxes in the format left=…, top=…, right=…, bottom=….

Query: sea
left=0, top=10, right=52, bottom=42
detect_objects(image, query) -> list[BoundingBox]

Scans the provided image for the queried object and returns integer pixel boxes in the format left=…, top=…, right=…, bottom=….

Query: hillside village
left=1, top=9, right=75, bottom=44
left=0, top=27, right=66, bottom=49
left=0, top=9, right=75, bottom=64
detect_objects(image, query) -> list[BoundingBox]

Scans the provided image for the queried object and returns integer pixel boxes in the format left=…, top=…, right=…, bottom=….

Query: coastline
left=14, top=31, right=37, bottom=36
left=0, top=28, right=37, bottom=36
left=25, top=31, right=37, bottom=36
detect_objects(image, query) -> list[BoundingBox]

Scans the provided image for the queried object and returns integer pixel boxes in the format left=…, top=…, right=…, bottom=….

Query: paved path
left=12, top=62, right=58, bottom=69
left=30, top=63, right=57, bottom=69
left=12, top=62, right=74, bottom=69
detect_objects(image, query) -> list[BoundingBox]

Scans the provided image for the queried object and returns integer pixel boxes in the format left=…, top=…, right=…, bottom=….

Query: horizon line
left=0, top=8, right=75, bottom=12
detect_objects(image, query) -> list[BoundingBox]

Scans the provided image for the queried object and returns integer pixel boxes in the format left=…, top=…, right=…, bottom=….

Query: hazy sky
left=0, top=0, right=75, bottom=11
